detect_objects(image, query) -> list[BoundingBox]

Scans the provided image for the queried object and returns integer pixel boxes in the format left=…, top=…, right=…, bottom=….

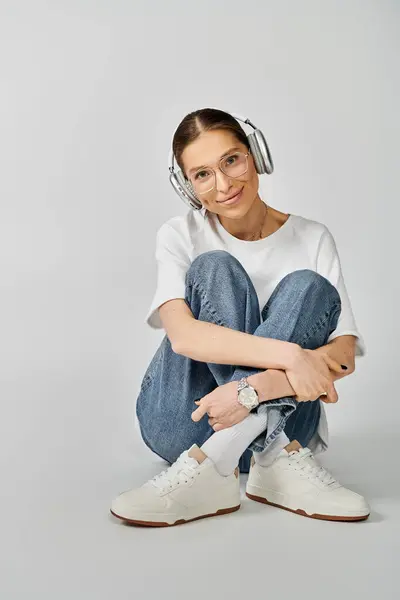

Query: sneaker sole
left=246, top=492, right=370, bottom=522
left=110, top=503, right=241, bottom=527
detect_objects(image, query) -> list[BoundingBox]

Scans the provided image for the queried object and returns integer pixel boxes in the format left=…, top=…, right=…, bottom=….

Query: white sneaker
left=246, top=447, right=370, bottom=522
left=110, top=445, right=241, bottom=527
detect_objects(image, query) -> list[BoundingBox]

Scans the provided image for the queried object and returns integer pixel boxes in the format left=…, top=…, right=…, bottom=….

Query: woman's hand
left=191, top=381, right=249, bottom=431
left=285, top=346, right=346, bottom=403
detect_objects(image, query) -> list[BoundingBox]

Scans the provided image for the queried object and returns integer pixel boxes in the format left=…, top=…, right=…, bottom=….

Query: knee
left=282, top=269, right=327, bottom=287
left=189, top=250, right=240, bottom=273
left=186, top=250, right=244, bottom=285
left=279, top=269, right=340, bottom=303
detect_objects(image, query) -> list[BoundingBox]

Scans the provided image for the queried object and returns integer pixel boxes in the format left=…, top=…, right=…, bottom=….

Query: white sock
left=201, top=412, right=268, bottom=476
left=253, top=431, right=290, bottom=467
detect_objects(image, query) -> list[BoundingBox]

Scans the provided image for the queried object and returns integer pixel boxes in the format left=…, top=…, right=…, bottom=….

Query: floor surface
left=2, top=431, right=397, bottom=600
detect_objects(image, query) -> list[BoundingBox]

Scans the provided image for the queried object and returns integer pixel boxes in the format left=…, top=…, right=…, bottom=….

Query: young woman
left=110, top=108, right=370, bottom=527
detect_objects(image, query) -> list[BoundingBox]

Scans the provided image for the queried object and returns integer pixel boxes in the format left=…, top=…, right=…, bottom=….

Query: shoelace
left=288, top=448, right=338, bottom=486
left=150, top=453, right=199, bottom=492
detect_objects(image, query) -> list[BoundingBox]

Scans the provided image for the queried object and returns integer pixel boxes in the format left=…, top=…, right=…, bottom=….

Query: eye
left=194, top=169, right=211, bottom=180
left=224, top=153, right=239, bottom=167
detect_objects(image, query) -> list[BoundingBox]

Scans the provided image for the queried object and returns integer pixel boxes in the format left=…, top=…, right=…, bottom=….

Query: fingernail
left=341, top=364, right=348, bottom=370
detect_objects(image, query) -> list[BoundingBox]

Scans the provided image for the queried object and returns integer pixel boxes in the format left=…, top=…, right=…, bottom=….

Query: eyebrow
left=188, top=146, right=242, bottom=175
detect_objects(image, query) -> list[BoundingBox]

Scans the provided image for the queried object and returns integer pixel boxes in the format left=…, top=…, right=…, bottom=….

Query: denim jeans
left=136, top=250, right=341, bottom=473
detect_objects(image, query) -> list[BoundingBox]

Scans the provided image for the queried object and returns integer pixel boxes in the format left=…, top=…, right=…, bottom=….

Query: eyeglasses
left=187, top=151, right=250, bottom=195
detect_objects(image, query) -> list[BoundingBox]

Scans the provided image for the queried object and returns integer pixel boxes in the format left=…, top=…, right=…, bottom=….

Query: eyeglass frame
left=186, top=150, right=251, bottom=195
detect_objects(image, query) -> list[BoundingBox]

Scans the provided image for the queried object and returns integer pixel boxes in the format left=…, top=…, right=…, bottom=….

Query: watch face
left=239, top=387, right=258, bottom=408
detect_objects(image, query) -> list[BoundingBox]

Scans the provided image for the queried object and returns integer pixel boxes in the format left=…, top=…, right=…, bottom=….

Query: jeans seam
left=284, top=402, right=302, bottom=439
left=186, top=281, right=226, bottom=327
left=250, top=403, right=297, bottom=452
left=300, top=301, right=341, bottom=347
left=141, top=337, right=167, bottom=390
left=140, top=378, right=152, bottom=392
left=251, top=422, right=283, bottom=452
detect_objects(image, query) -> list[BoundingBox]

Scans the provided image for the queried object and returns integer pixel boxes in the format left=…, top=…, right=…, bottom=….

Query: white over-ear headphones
left=168, top=111, right=274, bottom=211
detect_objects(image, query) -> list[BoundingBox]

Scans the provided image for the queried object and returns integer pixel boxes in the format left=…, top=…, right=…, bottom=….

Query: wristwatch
left=237, top=377, right=260, bottom=410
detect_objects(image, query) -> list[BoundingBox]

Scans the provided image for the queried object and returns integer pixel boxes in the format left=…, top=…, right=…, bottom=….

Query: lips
left=218, top=187, right=244, bottom=203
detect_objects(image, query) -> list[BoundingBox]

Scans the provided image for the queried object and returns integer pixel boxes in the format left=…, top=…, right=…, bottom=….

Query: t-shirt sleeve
left=316, top=226, right=366, bottom=357
left=145, top=222, right=191, bottom=330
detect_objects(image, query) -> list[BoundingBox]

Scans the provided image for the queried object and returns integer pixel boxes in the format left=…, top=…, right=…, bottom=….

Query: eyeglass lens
left=188, top=152, right=248, bottom=195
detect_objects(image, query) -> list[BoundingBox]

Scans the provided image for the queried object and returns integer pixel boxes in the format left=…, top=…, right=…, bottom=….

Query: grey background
left=0, top=1, right=397, bottom=598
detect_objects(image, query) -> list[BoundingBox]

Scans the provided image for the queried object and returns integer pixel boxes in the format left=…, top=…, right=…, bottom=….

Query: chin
left=223, top=194, right=253, bottom=218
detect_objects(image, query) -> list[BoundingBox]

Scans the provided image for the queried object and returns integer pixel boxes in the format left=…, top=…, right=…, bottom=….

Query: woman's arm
left=246, top=335, right=356, bottom=403
left=160, top=298, right=299, bottom=370
left=317, top=335, right=356, bottom=373
left=176, top=313, right=299, bottom=370
left=160, top=299, right=353, bottom=380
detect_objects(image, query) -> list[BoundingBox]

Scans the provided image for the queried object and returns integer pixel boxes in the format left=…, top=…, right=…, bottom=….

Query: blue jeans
left=136, top=251, right=341, bottom=473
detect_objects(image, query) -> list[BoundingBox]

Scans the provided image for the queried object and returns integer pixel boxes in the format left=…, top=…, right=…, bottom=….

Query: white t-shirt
left=145, top=206, right=365, bottom=358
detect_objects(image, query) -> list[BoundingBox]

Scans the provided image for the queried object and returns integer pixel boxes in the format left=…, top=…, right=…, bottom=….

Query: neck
left=217, top=196, right=267, bottom=241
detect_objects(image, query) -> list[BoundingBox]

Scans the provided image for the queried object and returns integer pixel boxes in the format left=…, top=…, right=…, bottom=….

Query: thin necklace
left=247, top=203, right=269, bottom=241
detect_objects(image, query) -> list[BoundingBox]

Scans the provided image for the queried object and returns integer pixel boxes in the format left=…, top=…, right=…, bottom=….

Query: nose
left=215, top=168, right=232, bottom=193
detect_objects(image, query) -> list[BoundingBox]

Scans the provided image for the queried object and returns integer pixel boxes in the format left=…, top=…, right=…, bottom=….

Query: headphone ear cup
left=248, top=130, right=274, bottom=175
left=169, top=171, right=203, bottom=210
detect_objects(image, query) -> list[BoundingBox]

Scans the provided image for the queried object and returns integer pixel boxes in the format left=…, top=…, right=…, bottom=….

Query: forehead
left=181, top=129, right=244, bottom=174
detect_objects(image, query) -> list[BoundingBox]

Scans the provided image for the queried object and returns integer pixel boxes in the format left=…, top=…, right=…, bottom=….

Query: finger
left=324, top=355, right=346, bottom=374
left=194, top=396, right=207, bottom=405
left=213, top=423, right=224, bottom=432
left=326, top=383, right=338, bottom=404
left=208, top=417, right=217, bottom=427
left=191, top=403, right=209, bottom=422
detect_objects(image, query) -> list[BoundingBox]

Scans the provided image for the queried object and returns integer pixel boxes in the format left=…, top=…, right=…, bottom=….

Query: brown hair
left=172, top=108, right=249, bottom=177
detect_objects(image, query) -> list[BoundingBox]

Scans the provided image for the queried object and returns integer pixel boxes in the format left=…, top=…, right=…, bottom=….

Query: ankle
left=284, top=440, right=303, bottom=453
left=188, top=445, right=208, bottom=464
